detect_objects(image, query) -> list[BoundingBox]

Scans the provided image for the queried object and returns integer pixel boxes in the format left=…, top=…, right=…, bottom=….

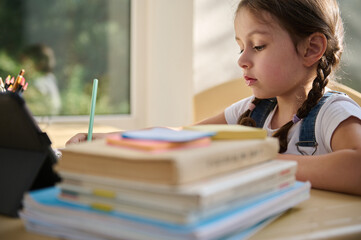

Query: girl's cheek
left=260, top=62, right=279, bottom=76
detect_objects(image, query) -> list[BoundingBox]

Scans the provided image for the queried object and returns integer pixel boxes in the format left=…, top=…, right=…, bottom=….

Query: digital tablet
left=0, top=92, right=60, bottom=217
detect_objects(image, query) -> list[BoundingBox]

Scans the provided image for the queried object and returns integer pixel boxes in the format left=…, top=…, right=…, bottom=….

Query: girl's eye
left=239, top=49, right=244, bottom=54
left=253, top=45, right=265, bottom=51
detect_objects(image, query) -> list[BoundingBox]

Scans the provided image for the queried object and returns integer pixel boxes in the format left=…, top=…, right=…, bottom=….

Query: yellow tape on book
left=90, top=202, right=114, bottom=212
left=93, top=189, right=116, bottom=199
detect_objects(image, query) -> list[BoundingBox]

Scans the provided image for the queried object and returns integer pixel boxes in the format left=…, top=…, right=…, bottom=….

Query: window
left=0, top=0, right=131, bottom=117
left=0, top=1, right=195, bottom=130
left=338, top=1, right=361, bottom=92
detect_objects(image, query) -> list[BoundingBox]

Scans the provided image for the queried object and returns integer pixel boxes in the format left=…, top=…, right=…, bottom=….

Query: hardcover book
left=58, top=137, right=279, bottom=184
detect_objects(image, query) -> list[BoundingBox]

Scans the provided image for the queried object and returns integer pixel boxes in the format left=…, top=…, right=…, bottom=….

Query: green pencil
left=87, top=79, right=98, bottom=141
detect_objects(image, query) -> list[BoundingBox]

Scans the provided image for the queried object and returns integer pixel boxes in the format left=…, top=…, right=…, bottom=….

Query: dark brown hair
left=236, top=0, right=344, bottom=153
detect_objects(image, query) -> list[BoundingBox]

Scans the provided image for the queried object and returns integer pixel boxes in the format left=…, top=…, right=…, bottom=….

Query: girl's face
left=235, top=8, right=311, bottom=99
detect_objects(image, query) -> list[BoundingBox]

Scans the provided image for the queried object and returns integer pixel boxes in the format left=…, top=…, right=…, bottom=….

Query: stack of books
left=20, top=126, right=311, bottom=240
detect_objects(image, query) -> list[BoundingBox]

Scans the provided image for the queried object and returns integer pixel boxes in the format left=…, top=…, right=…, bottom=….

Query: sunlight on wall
left=193, top=0, right=241, bottom=95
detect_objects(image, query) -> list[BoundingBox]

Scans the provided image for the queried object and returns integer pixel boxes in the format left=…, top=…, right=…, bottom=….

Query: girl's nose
left=238, top=52, right=252, bottom=69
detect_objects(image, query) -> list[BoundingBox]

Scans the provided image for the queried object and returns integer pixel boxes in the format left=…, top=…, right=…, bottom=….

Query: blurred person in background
left=20, top=43, right=61, bottom=115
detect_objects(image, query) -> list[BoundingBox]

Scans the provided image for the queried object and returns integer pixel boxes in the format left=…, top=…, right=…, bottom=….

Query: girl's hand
left=65, top=132, right=109, bottom=146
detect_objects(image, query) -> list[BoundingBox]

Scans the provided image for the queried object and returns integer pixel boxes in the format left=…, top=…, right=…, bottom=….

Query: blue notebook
left=22, top=210, right=281, bottom=240
left=121, top=127, right=215, bottom=142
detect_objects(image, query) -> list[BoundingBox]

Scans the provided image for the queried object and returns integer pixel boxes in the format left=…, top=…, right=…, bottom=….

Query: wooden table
left=250, top=189, right=361, bottom=240
left=1, top=189, right=360, bottom=240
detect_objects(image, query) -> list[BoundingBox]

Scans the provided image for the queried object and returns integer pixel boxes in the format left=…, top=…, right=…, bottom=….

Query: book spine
left=174, top=138, right=279, bottom=184
left=59, top=166, right=296, bottom=214
left=59, top=174, right=296, bottom=223
left=200, top=169, right=296, bottom=208
left=59, top=183, right=199, bottom=213
left=59, top=138, right=279, bottom=185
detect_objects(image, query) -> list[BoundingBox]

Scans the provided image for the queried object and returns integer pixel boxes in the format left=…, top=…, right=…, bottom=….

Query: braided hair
left=236, top=0, right=344, bottom=153
left=238, top=97, right=261, bottom=127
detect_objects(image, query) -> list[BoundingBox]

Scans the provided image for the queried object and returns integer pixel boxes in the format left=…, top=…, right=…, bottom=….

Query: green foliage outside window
left=0, top=0, right=130, bottom=116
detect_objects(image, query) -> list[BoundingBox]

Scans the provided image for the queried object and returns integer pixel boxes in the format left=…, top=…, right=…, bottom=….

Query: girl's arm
left=279, top=116, right=361, bottom=196
left=195, top=112, right=228, bottom=125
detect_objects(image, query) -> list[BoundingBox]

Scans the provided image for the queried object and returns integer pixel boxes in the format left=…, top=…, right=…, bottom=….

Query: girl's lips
left=244, top=76, right=257, bottom=86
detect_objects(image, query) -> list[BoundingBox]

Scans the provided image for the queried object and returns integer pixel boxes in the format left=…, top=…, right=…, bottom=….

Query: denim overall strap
left=296, top=91, right=345, bottom=155
left=250, top=98, right=277, bottom=128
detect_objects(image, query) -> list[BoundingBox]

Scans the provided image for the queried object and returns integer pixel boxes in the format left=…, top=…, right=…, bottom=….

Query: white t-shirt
left=225, top=91, right=361, bottom=155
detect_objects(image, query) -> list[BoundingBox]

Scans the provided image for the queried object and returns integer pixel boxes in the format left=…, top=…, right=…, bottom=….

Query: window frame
left=35, top=0, right=194, bottom=130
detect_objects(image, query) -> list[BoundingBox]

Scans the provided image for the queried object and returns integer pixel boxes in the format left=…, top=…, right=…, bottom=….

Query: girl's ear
left=302, top=32, right=327, bottom=67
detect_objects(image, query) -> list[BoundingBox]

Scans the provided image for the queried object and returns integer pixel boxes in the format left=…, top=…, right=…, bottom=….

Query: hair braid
left=273, top=55, right=333, bottom=153
left=237, top=98, right=261, bottom=127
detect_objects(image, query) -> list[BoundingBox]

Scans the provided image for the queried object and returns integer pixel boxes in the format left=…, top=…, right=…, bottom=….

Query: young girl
left=200, top=0, right=361, bottom=195
left=67, top=0, right=361, bottom=195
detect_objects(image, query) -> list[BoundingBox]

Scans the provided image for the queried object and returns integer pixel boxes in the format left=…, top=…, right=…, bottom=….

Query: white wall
left=144, top=0, right=194, bottom=128
left=193, top=0, right=241, bottom=94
